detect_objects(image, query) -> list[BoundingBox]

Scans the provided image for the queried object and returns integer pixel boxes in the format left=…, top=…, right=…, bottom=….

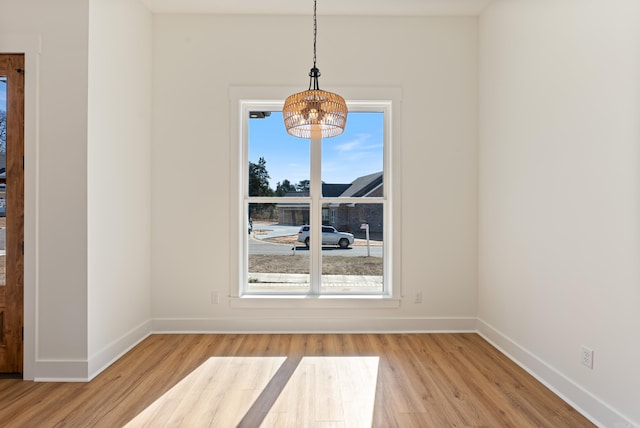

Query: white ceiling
left=141, top=0, right=495, bottom=16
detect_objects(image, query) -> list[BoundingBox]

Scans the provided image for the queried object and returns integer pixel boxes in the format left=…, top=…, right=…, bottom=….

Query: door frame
left=0, top=53, right=25, bottom=374
left=0, top=34, right=40, bottom=380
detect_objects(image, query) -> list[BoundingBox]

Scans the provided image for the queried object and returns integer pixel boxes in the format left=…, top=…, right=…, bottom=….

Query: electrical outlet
left=211, top=291, right=220, bottom=304
left=415, top=292, right=422, bottom=304
left=581, top=346, right=594, bottom=369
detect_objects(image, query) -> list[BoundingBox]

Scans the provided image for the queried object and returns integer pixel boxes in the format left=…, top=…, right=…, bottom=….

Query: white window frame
left=229, top=87, right=402, bottom=309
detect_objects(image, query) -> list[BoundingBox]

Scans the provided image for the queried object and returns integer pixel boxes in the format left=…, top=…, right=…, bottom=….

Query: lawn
left=249, top=254, right=383, bottom=275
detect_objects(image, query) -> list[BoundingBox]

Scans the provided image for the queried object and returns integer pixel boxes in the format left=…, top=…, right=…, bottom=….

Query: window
left=229, top=87, right=401, bottom=306
left=240, top=103, right=390, bottom=298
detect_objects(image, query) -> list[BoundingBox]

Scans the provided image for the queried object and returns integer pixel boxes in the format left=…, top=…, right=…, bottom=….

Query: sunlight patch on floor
left=262, top=356, right=379, bottom=427
left=125, top=356, right=379, bottom=427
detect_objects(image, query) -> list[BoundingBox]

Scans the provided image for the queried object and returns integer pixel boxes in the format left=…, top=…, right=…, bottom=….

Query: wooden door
left=0, top=54, right=24, bottom=374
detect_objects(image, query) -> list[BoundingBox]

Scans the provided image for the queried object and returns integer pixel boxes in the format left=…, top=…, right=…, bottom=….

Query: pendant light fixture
left=283, top=0, right=347, bottom=139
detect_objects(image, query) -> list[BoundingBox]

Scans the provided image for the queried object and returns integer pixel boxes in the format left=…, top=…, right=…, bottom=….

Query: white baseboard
left=34, top=320, right=152, bottom=382
left=31, top=317, right=473, bottom=381
left=87, top=320, right=153, bottom=380
left=33, top=360, right=91, bottom=382
left=151, top=316, right=477, bottom=333
left=476, top=318, right=638, bottom=428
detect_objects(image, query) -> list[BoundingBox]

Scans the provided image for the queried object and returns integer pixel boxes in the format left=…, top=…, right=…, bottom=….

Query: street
left=249, top=224, right=383, bottom=257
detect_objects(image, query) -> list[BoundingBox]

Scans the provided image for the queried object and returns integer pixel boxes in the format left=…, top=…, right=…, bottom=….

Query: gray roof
left=323, top=183, right=351, bottom=197
left=340, top=171, right=383, bottom=198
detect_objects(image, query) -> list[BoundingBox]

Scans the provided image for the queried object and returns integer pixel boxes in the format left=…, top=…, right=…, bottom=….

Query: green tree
left=248, top=157, right=275, bottom=220
left=275, top=179, right=296, bottom=196
left=248, top=157, right=273, bottom=197
left=296, top=179, right=310, bottom=192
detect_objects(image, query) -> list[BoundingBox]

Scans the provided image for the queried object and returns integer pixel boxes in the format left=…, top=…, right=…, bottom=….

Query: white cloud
left=333, top=134, right=384, bottom=154
left=335, top=140, right=362, bottom=152
left=334, top=133, right=371, bottom=152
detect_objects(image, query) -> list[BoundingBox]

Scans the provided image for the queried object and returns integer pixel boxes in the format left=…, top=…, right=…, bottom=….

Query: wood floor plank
left=0, top=334, right=595, bottom=428
left=334, top=357, right=379, bottom=427
left=262, top=357, right=378, bottom=427
left=238, top=356, right=301, bottom=427
left=400, top=334, right=497, bottom=426
left=127, top=357, right=286, bottom=427
left=434, top=334, right=542, bottom=426
left=424, top=334, right=526, bottom=427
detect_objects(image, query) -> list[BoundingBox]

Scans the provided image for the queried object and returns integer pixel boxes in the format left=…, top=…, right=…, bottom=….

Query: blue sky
left=248, top=111, right=383, bottom=188
left=0, top=78, right=6, bottom=110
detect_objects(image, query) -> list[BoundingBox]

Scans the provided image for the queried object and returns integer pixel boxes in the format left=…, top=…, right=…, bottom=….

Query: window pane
left=322, top=112, right=384, bottom=198
left=247, top=203, right=310, bottom=293
left=0, top=76, right=6, bottom=287
left=248, top=111, right=310, bottom=197
left=320, top=203, right=384, bottom=294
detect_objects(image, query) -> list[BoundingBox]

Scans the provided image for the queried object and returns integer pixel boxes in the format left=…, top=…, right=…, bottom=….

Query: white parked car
left=297, top=225, right=354, bottom=249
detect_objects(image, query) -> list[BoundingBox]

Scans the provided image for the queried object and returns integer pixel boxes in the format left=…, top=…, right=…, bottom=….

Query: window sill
left=229, top=295, right=401, bottom=309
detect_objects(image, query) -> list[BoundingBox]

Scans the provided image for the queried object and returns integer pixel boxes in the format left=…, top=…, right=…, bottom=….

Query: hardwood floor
left=0, top=334, right=594, bottom=427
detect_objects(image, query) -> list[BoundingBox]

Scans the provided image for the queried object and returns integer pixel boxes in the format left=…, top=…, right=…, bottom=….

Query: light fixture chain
left=313, top=0, right=317, bottom=68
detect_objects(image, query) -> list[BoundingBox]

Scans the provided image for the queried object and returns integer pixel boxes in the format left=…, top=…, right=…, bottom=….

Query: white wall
left=0, top=0, right=90, bottom=379
left=151, top=15, right=478, bottom=329
left=87, top=0, right=152, bottom=378
left=0, top=0, right=152, bottom=380
left=478, top=0, right=640, bottom=426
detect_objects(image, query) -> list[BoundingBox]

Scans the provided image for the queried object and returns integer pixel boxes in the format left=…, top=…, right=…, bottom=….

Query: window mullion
left=310, top=137, right=322, bottom=294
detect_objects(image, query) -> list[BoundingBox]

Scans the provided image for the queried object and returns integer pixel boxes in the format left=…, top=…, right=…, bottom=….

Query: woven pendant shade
left=283, top=89, right=347, bottom=139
